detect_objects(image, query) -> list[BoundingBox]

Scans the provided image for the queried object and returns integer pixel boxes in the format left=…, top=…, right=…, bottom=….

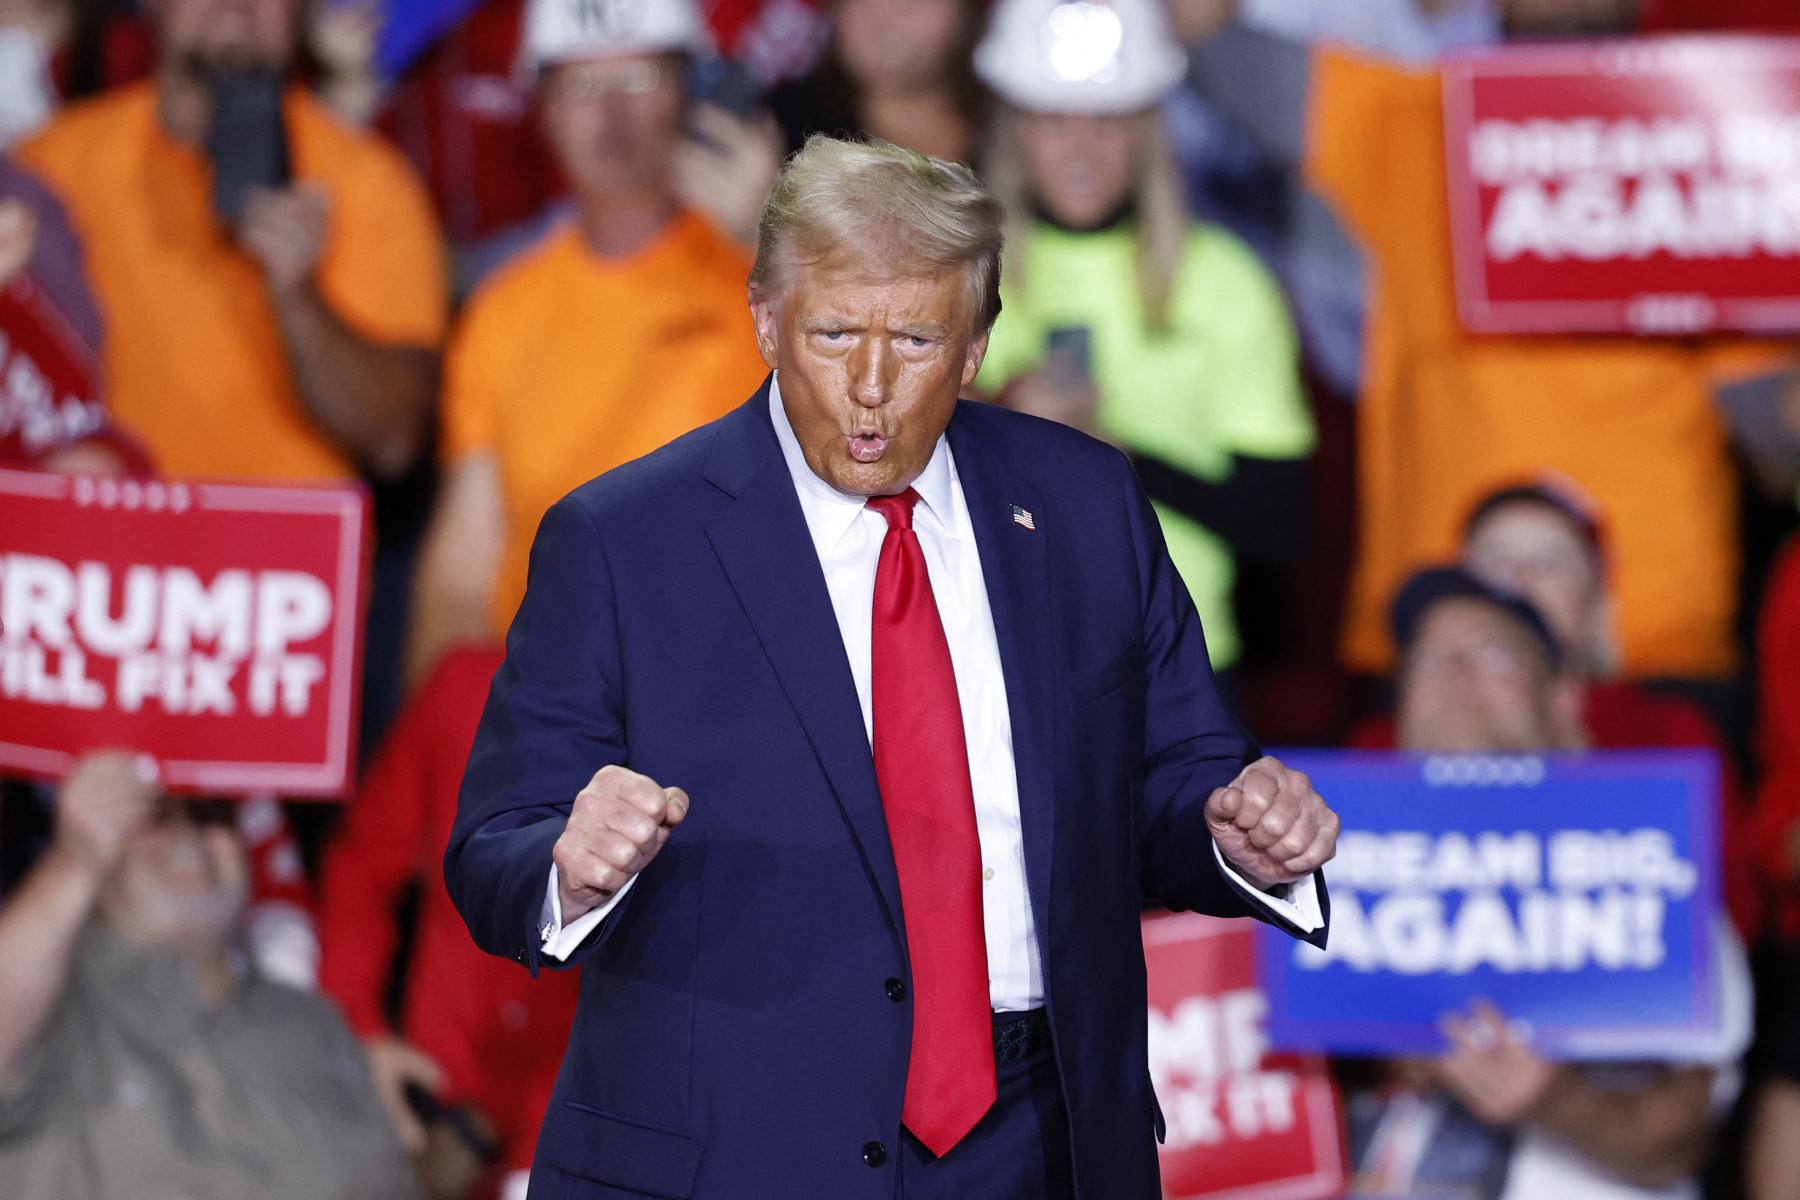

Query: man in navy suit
left=446, top=133, right=1339, bottom=1199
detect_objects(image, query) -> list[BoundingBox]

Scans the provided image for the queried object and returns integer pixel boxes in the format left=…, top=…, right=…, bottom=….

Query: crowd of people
left=1, top=0, right=1799, bottom=1196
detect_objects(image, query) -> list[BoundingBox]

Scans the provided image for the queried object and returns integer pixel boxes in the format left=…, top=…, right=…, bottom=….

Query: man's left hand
left=238, top=184, right=330, bottom=296
left=1433, top=1001, right=1560, bottom=1126
left=1205, top=756, right=1338, bottom=888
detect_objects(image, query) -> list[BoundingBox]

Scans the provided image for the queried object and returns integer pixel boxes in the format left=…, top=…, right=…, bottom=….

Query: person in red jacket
left=319, top=647, right=579, bottom=1200
left=1349, top=479, right=1762, bottom=939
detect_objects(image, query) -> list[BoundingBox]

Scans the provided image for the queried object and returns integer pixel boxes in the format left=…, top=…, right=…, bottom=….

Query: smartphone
left=685, top=55, right=766, bottom=122
left=403, top=1081, right=500, bottom=1164
left=206, top=69, right=291, bottom=225
left=1044, top=325, right=1094, bottom=385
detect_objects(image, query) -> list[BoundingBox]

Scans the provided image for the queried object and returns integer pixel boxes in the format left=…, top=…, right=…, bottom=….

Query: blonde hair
left=984, top=107, right=1189, bottom=334
left=749, top=134, right=1005, bottom=332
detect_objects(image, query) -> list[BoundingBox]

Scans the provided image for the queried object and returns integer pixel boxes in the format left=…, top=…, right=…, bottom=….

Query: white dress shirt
left=540, top=375, right=1322, bottom=995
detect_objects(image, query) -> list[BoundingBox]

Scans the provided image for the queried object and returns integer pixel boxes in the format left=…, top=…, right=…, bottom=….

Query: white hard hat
left=523, top=0, right=714, bottom=72
left=975, top=0, right=1188, bottom=115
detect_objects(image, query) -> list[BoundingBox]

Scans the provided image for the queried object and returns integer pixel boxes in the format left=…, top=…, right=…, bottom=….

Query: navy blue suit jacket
left=445, top=382, right=1329, bottom=1199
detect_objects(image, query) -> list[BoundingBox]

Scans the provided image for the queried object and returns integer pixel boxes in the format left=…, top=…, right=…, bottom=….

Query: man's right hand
left=553, top=765, right=690, bottom=924
left=52, top=751, right=160, bottom=881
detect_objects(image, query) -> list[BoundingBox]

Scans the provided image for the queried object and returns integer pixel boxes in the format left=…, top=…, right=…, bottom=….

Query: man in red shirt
left=318, top=647, right=579, bottom=1199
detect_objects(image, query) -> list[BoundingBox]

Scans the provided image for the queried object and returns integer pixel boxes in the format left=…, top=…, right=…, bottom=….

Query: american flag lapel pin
left=1010, top=504, right=1037, bottom=531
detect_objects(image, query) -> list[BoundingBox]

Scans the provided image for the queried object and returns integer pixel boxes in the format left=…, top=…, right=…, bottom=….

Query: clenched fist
left=554, top=765, right=689, bottom=923
left=1205, top=756, right=1339, bottom=889
left=53, top=750, right=161, bottom=881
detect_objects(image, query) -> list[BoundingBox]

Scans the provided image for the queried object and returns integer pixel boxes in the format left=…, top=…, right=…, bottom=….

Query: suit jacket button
left=862, top=1141, right=887, bottom=1167
left=884, top=977, right=906, bottom=1002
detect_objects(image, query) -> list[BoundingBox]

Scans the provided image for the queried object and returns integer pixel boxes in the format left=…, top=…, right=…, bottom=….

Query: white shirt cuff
left=539, top=866, right=636, bottom=961
left=1212, top=840, right=1324, bottom=933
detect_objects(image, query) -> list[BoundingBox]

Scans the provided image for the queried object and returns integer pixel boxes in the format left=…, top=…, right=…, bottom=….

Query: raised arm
left=404, top=453, right=507, bottom=693
left=237, top=183, right=441, bottom=480
left=1121, top=454, right=1334, bottom=940
left=443, top=495, right=682, bottom=972
left=0, top=753, right=158, bottom=1082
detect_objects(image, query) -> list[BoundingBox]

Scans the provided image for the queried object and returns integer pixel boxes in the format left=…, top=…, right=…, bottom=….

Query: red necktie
left=866, top=489, right=996, bottom=1157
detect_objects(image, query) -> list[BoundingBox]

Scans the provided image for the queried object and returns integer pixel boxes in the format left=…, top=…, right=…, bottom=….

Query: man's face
left=1500, top=0, right=1637, bottom=37
left=1397, top=598, right=1576, bottom=754
left=1463, top=501, right=1605, bottom=672
left=155, top=0, right=301, bottom=73
left=1018, top=110, right=1140, bottom=231
left=539, top=53, right=685, bottom=201
left=102, top=804, right=248, bottom=954
left=752, top=250, right=988, bottom=497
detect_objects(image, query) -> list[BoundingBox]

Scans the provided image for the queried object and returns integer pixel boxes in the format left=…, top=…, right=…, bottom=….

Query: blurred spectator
left=1390, top=566, right=1581, bottom=753
left=0, top=158, right=146, bottom=473
left=1172, top=0, right=1496, bottom=398
left=1348, top=565, right=1754, bottom=1200
left=373, top=0, right=565, bottom=295
left=1749, top=536, right=1800, bottom=1200
left=768, top=0, right=990, bottom=162
left=1350, top=479, right=1764, bottom=936
left=372, top=0, right=808, bottom=298
left=0, top=0, right=154, bottom=147
left=320, top=648, right=579, bottom=1200
left=1183, top=0, right=1794, bottom=684
left=971, top=0, right=1314, bottom=680
left=709, top=0, right=826, bottom=84
left=0, top=752, right=419, bottom=1198
left=14, top=0, right=447, bottom=482
left=309, top=0, right=385, bottom=125
left=405, top=0, right=768, bottom=686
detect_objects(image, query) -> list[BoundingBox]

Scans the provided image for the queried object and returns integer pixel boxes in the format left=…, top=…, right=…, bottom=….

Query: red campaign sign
left=1442, top=37, right=1800, bottom=334
left=1145, top=912, right=1345, bottom=1200
left=0, top=274, right=105, bottom=465
left=0, top=469, right=368, bottom=797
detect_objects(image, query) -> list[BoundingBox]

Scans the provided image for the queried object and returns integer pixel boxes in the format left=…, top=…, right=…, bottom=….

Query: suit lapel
left=703, top=389, right=906, bottom=943
left=947, top=405, right=1059, bottom=950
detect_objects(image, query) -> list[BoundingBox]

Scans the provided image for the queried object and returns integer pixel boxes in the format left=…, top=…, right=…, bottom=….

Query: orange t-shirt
left=1308, top=48, right=1790, bottom=679
left=15, top=82, right=447, bottom=481
left=441, top=212, right=767, bottom=632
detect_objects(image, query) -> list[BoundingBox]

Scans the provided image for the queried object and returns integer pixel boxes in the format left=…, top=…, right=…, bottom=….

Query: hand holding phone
left=1000, top=326, right=1102, bottom=435
left=236, top=184, right=330, bottom=295
left=673, top=104, right=783, bottom=250
left=1043, top=325, right=1094, bottom=387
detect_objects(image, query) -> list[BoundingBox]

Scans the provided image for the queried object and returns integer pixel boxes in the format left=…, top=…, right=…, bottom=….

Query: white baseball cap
left=523, top=0, right=714, bottom=72
left=975, top=0, right=1188, bottom=115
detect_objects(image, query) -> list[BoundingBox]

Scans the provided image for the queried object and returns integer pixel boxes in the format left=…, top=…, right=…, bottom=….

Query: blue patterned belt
left=992, top=1008, right=1052, bottom=1066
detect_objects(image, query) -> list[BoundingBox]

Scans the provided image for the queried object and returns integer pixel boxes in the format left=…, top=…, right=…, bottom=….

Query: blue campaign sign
left=1256, top=750, right=1723, bottom=1061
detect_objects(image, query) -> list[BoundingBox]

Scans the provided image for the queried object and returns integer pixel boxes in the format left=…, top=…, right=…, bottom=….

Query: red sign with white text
left=1146, top=912, right=1345, bottom=1200
left=0, top=469, right=367, bottom=796
left=1443, top=37, right=1800, bottom=334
